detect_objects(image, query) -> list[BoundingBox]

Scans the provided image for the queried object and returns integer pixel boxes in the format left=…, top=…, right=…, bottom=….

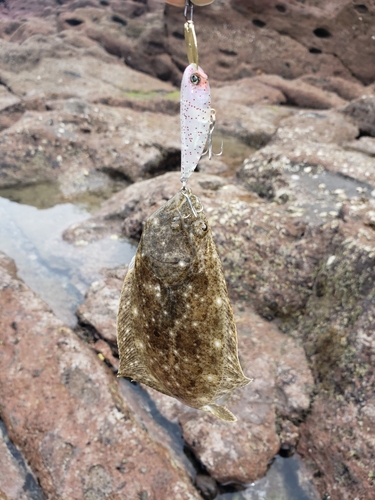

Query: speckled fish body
left=180, top=64, right=211, bottom=184
left=117, top=190, right=251, bottom=421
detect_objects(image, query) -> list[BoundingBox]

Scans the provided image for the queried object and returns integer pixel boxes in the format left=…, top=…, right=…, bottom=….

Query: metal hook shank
left=184, top=0, right=194, bottom=22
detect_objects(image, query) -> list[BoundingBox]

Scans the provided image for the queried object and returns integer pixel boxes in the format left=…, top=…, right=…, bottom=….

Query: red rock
left=0, top=33, right=174, bottom=102
left=166, top=1, right=352, bottom=83
left=0, top=422, right=43, bottom=500
left=213, top=78, right=287, bottom=107
left=255, top=74, right=346, bottom=109
left=0, top=252, right=201, bottom=500
left=344, top=136, right=375, bottom=157
left=0, top=101, right=180, bottom=192
left=214, top=102, right=292, bottom=148
left=296, top=213, right=375, bottom=499
left=231, top=0, right=375, bottom=85
left=342, top=95, right=375, bottom=137
left=301, top=75, right=365, bottom=102
left=1, top=0, right=372, bottom=87
left=77, top=266, right=127, bottom=345
left=273, top=109, right=358, bottom=145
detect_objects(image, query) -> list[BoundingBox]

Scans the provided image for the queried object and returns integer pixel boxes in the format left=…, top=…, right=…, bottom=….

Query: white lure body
left=180, top=63, right=211, bottom=184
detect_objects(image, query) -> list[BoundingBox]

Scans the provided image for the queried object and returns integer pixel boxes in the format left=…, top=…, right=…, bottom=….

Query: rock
left=166, top=1, right=352, bottom=83
left=238, top=108, right=375, bottom=190
left=91, top=339, right=119, bottom=371
left=0, top=86, right=20, bottom=114
left=274, top=109, right=358, bottom=145
left=344, top=136, right=375, bottom=156
left=301, top=75, right=365, bottom=102
left=0, top=86, right=22, bottom=132
left=0, top=252, right=201, bottom=500
left=214, top=103, right=292, bottom=148
left=213, top=78, right=287, bottom=107
left=5, top=17, right=56, bottom=43
left=175, top=307, right=313, bottom=485
left=254, top=74, right=346, bottom=109
left=231, top=0, right=375, bottom=85
left=1, top=0, right=373, bottom=88
left=0, top=420, right=44, bottom=500
left=56, top=4, right=181, bottom=84
left=77, top=266, right=127, bottom=345
left=278, top=420, right=299, bottom=457
left=0, top=33, right=175, bottom=102
left=296, top=211, right=375, bottom=500
left=0, top=100, right=180, bottom=191
left=251, top=141, right=375, bottom=188
left=342, top=95, right=375, bottom=137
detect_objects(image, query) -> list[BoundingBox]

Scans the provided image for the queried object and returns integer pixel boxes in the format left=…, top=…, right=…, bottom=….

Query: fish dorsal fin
left=201, top=404, right=237, bottom=422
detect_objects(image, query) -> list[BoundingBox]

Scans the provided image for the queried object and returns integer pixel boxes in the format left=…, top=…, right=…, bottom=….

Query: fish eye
left=192, top=220, right=208, bottom=237
left=190, top=74, right=200, bottom=85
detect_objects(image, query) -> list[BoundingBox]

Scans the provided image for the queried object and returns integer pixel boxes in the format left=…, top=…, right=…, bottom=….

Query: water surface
left=0, top=183, right=135, bottom=326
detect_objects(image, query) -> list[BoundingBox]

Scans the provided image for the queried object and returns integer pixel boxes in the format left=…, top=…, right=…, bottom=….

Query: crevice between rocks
left=0, top=77, right=18, bottom=97
left=0, top=419, right=46, bottom=500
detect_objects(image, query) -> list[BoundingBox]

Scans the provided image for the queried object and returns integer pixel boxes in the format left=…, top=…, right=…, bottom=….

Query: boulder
left=0, top=252, right=201, bottom=500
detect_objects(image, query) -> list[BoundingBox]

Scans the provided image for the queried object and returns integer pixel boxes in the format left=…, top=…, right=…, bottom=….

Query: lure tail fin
left=201, top=404, right=237, bottom=422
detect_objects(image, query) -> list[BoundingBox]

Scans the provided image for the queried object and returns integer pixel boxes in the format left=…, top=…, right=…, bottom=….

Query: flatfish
left=117, top=189, right=251, bottom=421
left=180, top=63, right=211, bottom=184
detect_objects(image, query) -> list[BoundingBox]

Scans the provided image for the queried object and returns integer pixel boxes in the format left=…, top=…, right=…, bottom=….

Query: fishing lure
left=180, top=63, right=211, bottom=184
left=117, top=190, right=251, bottom=421
left=180, top=2, right=222, bottom=185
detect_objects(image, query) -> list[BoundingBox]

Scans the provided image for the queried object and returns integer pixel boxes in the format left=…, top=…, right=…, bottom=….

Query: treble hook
left=184, top=0, right=194, bottom=22
left=180, top=187, right=203, bottom=218
left=202, top=109, right=224, bottom=160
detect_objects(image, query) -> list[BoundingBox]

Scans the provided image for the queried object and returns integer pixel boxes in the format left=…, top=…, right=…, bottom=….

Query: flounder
left=117, top=189, right=251, bottom=421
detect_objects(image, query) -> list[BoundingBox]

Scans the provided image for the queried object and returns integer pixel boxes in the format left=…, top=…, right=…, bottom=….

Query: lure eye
left=190, top=74, right=200, bottom=85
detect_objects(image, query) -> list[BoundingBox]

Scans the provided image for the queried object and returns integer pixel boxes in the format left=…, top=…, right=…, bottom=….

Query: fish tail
left=201, top=404, right=237, bottom=422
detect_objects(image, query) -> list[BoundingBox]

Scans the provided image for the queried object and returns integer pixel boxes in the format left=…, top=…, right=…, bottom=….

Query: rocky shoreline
left=1, top=1, right=375, bottom=499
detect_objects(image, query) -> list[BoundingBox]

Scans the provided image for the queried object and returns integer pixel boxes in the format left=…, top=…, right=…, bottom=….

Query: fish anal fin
left=201, top=404, right=237, bottom=422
